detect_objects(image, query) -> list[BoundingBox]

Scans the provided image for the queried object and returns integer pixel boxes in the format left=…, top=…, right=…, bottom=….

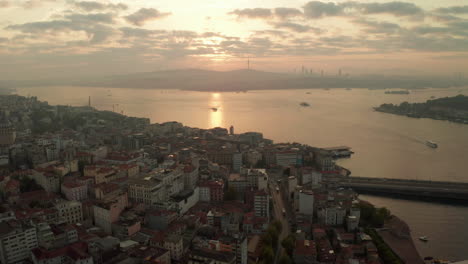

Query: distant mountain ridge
left=1, top=68, right=467, bottom=91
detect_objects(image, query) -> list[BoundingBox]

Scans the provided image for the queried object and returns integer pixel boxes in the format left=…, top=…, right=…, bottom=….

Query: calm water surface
left=16, top=86, right=468, bottom=260
left=360, top=194, right=468, bottom=262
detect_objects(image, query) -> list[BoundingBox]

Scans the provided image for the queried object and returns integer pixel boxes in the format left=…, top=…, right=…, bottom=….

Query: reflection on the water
left=210, top=93, right=222, bottom=128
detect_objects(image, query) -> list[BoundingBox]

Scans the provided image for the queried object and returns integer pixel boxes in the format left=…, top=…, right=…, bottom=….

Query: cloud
left=435, top=6, right=468, bottom=14
left=254, top=30, right=290, bottom=38
left=0, top=1, right=10, bottom=8
left=64, top=13, right=116, bottom=24
left=120, top=27, right=166, bottom=38
left=229, top=8, right=272, bottom=19
left=274, top=8, right=303, bottom=19
left=302, top=1, right=423, bottom=19
left=22, top=0, right=57, bottom=9
left=124, top=8, right=171, bottom=26
left=73, top=1, right=127, bottom=12
left=303, top=1, right=343, bottom=19
left=273, top=22, right=321, bottom=33
left=352, top=19, right=401, bottom=34
left=430, top=14, right=463, bottom=22
left=5, top=12, right=117, bottom=43
left=355, top=1, right=423, bottom=16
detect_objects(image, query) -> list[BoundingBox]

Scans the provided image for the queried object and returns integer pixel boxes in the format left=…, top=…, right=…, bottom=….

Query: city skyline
left=1, top=0, right=468, bottom=79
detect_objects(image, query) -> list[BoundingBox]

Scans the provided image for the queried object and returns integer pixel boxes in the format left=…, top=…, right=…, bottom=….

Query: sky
left=1, top=0, right=468, bottom=79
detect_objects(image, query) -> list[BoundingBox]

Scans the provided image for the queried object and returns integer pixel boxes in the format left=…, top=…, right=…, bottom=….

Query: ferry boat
left=385, top=90, right=410, bottom=94
left=210, top=108, right=218, bottom=112
left=426, top=141, right=438, bottom=148
left=419, top=236, right=429, bottom=242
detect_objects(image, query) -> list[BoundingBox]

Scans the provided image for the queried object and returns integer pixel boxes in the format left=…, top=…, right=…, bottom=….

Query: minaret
left=248, top=57, right=250, bottom=70
left=88, top=96, right=91, bottom=107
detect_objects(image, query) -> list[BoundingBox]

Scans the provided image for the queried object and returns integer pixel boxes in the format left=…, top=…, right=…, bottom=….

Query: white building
left=169, top=187, right=200, bottom=215
left=318, top=207, right=347, bottom=226
left=29, top=170, right=60, bottom=193
left=164, top=234, right=184, bottom=261
left=55, top=200, right=83, bottom=224
left=0, top=220, right=38, bottom=264
left=199, top=185, right=211, bottom=202
left=298, top=190, right=314, bottom=216
left=183, top=165, right=198, bottom=190
left=276, top=151, right=300, bottom=167
left=93, top=202, right=122, bottom=234
left=246, top=169, right=268, bottom=191
left=254, top=190, right=269, bottom=220
left=302, top=170, right=322, bottom=186
left=232, top=153, right=242, bottom=173
left=61, top=182, right=88, bottom=201
left=347, top=216, right=359, bottom=231
left=244, top=151, right=262, bottom=167
left=153, top=168, right=184, bottom=200
left=350, top=207, right=361, bottom=223
left=287, top=176, right=298, bottom=199
left=128, top=176, right=164, bottom=205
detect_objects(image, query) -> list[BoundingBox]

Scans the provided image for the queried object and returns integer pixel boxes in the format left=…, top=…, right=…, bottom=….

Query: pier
left=337, top=176, right=468, bottom=202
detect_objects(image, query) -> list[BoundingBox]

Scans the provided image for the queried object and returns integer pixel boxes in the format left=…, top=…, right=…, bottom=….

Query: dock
left=322, top=146, right=353, bottom=158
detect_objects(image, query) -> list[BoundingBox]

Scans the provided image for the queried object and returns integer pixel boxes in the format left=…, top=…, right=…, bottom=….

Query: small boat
left=346, top=88, right=351, bottom=90
left=300, top=102, right=310, bottom=107
left=306, top=92, right=311, bottom=94
left=211, top=108, right=218, bottom=112
left=419, top=236, right=429, bottom=242
left=426, top=141, right=438, bottom=148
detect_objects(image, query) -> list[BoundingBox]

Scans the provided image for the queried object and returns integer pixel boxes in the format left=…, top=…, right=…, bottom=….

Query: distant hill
left=1, top=68, right=467, bottom=91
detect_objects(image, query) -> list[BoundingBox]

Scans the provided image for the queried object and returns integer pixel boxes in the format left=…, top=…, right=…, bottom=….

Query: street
left=268, top=171, right=291, bottom=264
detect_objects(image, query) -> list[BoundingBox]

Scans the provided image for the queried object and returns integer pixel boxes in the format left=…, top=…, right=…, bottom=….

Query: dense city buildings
left=0, top=94, right=424, bottom=264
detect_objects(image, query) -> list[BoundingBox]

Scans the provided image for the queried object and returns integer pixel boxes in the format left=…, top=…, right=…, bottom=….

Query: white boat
left=419, top=236, right=429, bottom=242
left=426, top=141, right=438, bottom=148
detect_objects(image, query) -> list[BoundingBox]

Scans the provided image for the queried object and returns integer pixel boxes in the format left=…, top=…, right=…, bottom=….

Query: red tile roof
left=62, top=181, right=85, bottom=189
left=32, top=242, right=90, bottom=260
left=295, top=240, right=317, bottom=256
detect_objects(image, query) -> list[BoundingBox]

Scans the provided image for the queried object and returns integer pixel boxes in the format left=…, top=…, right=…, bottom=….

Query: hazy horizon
left=1, top=0, right=468, bottom=80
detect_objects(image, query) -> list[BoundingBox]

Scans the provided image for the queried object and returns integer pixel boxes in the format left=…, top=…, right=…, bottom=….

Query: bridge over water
left=336, top=176, right=468, bottom=202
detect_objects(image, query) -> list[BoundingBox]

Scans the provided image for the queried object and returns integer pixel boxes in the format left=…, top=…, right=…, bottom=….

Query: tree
left=267, top=226, right=279, bottom=248
left=224, top=186, right=237, bottom=201
left=281, top=234, right=296, bottom=257
left=261, top=232, right=273, bottom=247
left=279, top=253, right=292, bottom=264
left=272, top=220, right=283, bottom=234
left=261, top=246, right=275, bottom=264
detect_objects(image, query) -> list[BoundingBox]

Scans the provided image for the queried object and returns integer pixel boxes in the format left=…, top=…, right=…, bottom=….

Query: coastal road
left=269, top=173, right=291, bottom=264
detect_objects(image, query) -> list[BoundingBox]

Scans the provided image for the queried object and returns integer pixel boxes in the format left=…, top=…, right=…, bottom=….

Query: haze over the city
left=1, top=0, right=468, bottom=80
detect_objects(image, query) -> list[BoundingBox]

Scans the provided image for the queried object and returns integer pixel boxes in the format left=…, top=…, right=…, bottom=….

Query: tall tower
left=88, top=96, right=91, bottom=107
left=247, top=57, right=250, bottom=70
